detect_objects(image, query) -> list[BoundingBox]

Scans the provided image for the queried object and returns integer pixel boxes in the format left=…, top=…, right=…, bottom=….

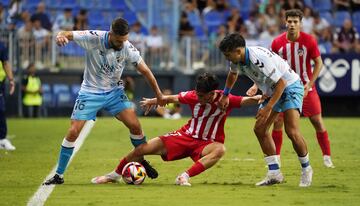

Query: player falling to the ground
left=218, top=33, right=313, bottom=187
left=43, top=18, right=166, bottom=185
left=268, top=9, right=334, bottom=168
left=91, top=72, right=261, bottom=186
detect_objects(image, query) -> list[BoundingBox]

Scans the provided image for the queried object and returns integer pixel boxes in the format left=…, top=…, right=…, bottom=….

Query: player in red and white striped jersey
left=91, top=73, right=261, bottom=186
left=270, top=9, right=334, bottom=168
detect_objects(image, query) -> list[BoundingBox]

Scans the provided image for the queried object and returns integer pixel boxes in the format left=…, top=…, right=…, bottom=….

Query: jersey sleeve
left=125, top=41, right=143, bottom=67
left=270, top=38, right=279, bottom=54
left=178, top=90, right=197, bottom=104
left=228, top=94, right=243, bottom=108
left=73, top=30, right=103, bottom=50
left=309, top=36, right=321, bottom=59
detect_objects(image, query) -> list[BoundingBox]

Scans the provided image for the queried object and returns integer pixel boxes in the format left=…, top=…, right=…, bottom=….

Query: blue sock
left=130, top=135, right=147, bottom=147
left=56, top=146, right=74, bottom=175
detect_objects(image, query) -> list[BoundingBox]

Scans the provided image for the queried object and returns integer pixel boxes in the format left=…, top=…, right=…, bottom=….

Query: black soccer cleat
left=42, top=174, right=64, bottom=185
left=141, top=160, right=159, bottom=179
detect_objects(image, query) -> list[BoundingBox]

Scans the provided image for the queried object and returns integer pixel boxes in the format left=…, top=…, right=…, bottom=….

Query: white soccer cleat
left=175, top=173, right=191, bottom=186
left=91, top=171, right=121, bottom=184
left=299, top=166, right=313, bottom=187
left=0, top=139, right=16, bottom=151
left=255, top=172, right=284, bottom=186
left=323, top=155, right=335, bottom=168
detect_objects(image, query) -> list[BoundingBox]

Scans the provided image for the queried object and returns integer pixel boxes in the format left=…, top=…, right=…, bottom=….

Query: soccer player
left=91, top=73, right=261, bottom=186
left=218, top=33, right=313, bottom=187
left=270, top=9, right=334, bottom=168
left=43, top=18, right=166, bottom=185
left=0, top=40, right=16, bottom=151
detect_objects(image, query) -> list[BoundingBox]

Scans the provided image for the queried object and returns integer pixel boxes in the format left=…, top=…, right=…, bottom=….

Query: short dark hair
left=219, top=33, right=246, bottom=53
left=195, top=73, right=219, bottom=93
left=111, top=18, right=129, bottom=36
left=285, top=9, right=303, bottom=21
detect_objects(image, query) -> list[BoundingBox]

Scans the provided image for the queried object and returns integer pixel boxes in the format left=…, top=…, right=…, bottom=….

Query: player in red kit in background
left=247, top=9, right=334, bottom=168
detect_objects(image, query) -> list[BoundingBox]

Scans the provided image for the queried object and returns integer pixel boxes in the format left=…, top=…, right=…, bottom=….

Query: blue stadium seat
left=53, top=84, right=72, bottom=107
left=59, top=0, right=78, bottom=10
left=204, top=11, right=225, bottom=34
left=110, top=0, right=126, bottom=11
left=228, top=0, right=241, bottom=10
left=24, top=0, right=41, bottom=10
left=239, top=0, right=254, bottom=12
left=131, top=0, right=148, bottom=12
left=320, top=12, right=333, bottom=24
left=0, top=0, right=10, bottom=7
left=123, top=11, right=138, bottom=25
left=352, top=11, right=360, bottom=28
left=88, top=10, right=106, bottom=28
left=313, top=0, right=332, bottom=12
left=194, top=25, right=207, bottom=40
left=59, top=42, right=85, bottom=57
left=187, top=11, right=202, bottom=26
left=334, top=11, right=351, bottom=27
left=303, top=0, right=313, bottom=7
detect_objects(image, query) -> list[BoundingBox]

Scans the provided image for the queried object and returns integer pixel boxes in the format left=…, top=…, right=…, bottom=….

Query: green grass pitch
left=1, top=117, right=359, bottom=205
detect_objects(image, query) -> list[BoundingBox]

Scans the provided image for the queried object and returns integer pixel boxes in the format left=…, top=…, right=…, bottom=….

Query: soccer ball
left=121, top=162, right=147, bottom=185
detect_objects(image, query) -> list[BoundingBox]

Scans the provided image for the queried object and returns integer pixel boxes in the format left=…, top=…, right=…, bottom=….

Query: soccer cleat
left=91, top=171, right=121, bottom=184
left=0, top=139, right=16, bottom=151
left=175, top=173, right=191, bottom=186
left=256, top=172, right=284, bottom=186
left=323, top=155, right=335, bottom=168
left=141, top=159, right=158, bottom=179
left=43, top=174, right=64, bottom=185
left=299, top=166, right=313, bottom=187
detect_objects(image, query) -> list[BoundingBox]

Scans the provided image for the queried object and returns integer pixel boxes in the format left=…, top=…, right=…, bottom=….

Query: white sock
left=62, top=138, right=75, bottom=148
left=264, top=155, right=280, bottom=175
left=298, top=153, right=310, bottom=170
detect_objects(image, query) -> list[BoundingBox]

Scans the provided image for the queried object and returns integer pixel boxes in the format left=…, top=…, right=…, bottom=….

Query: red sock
left=186, top=161, right=206, bottom=177
left=272, top=130, right=283, bottom=155
left=316, top=131, right=331, bottom=156
left=115, top=158, right=129, bottom=175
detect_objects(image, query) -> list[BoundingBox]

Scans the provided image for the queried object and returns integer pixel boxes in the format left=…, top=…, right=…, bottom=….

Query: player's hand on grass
left=256, top=105, right=271, bottom=125
left=218, top=95, right=229, bottom=112
left=246, top=84, right=258, bottom=96
left=140, top=97, right=157, bottom=115
left=56, top=34, right=69, bottom=46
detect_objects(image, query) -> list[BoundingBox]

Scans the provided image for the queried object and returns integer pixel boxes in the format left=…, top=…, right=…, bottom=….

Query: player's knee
left=253, top=126, right=266, bottom=138
left=67, top=126, right=81, bottom=141
left=213, top=144, right=226, bottom=159
left=285, top=128, right=300, bottom=140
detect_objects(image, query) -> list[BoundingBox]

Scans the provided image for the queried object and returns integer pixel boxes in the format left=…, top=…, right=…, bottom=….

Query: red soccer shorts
left=159, top=131, right=214, bottom=162
left=302, top=89, right=322, bottom=117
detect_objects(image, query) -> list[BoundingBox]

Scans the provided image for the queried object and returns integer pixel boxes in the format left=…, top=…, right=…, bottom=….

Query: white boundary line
left=27, top=120, right=95, bottom=206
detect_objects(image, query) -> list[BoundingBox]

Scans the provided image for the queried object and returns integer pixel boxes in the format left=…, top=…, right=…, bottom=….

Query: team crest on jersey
left=297, top=48, right=304, bottom=56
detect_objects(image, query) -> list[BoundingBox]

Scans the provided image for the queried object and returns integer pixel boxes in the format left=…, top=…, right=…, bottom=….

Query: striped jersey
left=230, top=46, right=299, bottom=96
left=271, top=32, right=320, bottom=88
left=73, top=30, right=142, bottom=93
left=177, top=90, right=243, bottom=143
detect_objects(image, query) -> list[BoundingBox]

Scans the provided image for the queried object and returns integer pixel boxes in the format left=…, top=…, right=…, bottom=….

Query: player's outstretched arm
left=219, top=70, right=238, bottom=111
left=140, top=95, right=179, bottom=115
left=240, top=95, right=262, bottom=106
left=55, top=31, right=73, bottom=47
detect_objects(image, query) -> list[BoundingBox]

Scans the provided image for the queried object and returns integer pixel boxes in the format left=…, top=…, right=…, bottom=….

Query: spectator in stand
left=32, top=18, right=49, bottom=44
left=214, top=0, right=228, bottom=12
left=30, top=2, right=52, bottom=31
left=129, top=21, right=146, bottom=55
left=302, top=7, right=314, bottom=34
left=262, top=4, right=280, bottom=30
left=334, top=0, right=351, bottom=11
left=281, top=0, right=303, bottom=11
left=317, top=28, right=333, bottom=54
left=352, top=0, right=360, bottom=12
left=244, top=11, right=262, bottom=39
left=179, top=12, right=194, bottom=38
left=73, top=9, right=88, bottom=30
left=17, top=19, right=34, bottom=67
left=21, top=63, right=42, bottom=118
left=145, top=26, right=167, bottom=69
left=52, top=8, right=74, bottom=32
left=259, top=24, right=279, bottom=48
left=312, top=12, right=330, bottom=37
left=226, top=8, right=243, bottom=33
left=202, top=0, right=216, bottom=15
left=7, top=0, right=24, bottom=30
left=0, top=3, right=7, bottom=30
left=333, top=19, right=360, bottom=53
left=196, top=0, right=207, bottom=14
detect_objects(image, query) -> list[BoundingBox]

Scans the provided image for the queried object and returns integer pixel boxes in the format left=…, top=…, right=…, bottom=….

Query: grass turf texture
left=1, top=117, right=359, bottom=205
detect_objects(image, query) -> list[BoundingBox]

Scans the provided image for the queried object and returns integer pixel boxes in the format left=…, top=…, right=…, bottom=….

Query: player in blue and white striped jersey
left=218, top=33, right=313, bottom=187
left=43, top=18, right=166, bottom=185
